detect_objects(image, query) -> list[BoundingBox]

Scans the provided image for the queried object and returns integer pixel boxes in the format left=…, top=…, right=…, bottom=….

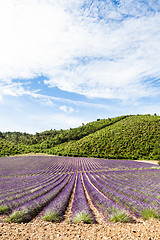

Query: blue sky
left=0, top=0, right=160, bottom=133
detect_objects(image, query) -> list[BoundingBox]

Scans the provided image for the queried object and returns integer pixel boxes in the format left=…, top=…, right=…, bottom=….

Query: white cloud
left=0, top=83, right=26, bottom=101
left=34, top=97, right=55, bottom=107
left=26, top=90, right=113, bottom=111
left=0, top=0, right=160, bottom=101
left=59, top=105, right=74, bottom=113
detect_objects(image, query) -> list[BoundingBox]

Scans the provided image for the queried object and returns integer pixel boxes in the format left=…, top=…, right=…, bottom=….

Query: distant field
left=0, top=156, right=159, bottom=224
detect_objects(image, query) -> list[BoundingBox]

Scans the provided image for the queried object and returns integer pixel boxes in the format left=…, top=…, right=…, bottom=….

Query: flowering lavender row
left=89, top=158, right=157, bottom=170
left=0, top=155, right=159, bottom=223
left=0, top=157, right=79, bottom=200
left=0, top=169, right=64, bottom=196
left=6, top=173, right=72, bottom=222
left=98, top=170, right=160, bottom=197
left=41, top=173, right=76, bottom=222
left=113, top=169, right=160, bottom=192
left=71, top=173, right=95, bottom=223
left=77, top=157, right=157, bottom=172
left=0, top=156, right=59, bottom=177
left=82, top=172, right=124, bottom=220
left=93, top=171, right=160, bottom=205
left=80, top=158, right=102, bottom=172
left=0, top=156, right=76, bottom=177
left=103, top=169, right=160, bottom=189
left=87, top=172, right=159, bottom=218
left=0, top=175, right=65, bottom=207
left=100, top=170, right=160, bottom=200
left=0, top=173, right=68, bottom=214
left=0, top=156, right=157, bottom=178
left=0, top=173, right=60, bottom=199
left=0, top=156, right=79, bottom=216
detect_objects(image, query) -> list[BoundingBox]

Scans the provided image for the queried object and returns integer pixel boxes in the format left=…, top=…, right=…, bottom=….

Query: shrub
left=108, top=208, right=132, bottom=223
left=41, top=211, right=63, bottom=222
left=5, top=208, right=28, bottom=223
left=73, top=211, right=94, bottom=224
left=0, top=205, right=9, bottom=214
left=140, top=208, right=159, bottom=220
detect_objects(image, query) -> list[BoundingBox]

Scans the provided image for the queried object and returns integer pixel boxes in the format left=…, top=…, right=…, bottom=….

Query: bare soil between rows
left=0, top=218, right=160, bottom=240
left=135, top=160, right=159, bottom=165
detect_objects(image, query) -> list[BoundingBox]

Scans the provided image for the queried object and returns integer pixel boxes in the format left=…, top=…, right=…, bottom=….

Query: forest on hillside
left=0, top=114, right=160, bottom=160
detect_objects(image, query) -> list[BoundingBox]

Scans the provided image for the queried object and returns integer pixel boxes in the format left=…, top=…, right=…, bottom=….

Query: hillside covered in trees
left=0, top=114, right=160, bottom=160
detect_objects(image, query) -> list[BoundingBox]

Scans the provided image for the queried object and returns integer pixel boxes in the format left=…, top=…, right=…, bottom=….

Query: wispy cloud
left=0, top=82, right=25, bottom=99
left=0, top=0, right=160, bottom=102
left=59, top=105, right=74, bottom=113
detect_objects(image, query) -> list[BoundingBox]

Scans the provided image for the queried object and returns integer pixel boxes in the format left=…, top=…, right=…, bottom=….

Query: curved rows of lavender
left=0, top=155, right=159, bottom=223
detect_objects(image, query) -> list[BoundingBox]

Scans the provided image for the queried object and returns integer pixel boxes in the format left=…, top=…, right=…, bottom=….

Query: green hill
left=0, top=114, right=160, bottom=160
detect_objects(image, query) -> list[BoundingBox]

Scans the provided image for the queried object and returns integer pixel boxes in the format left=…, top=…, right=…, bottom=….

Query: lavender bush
left=6, top=174, right=72, bottom=222
left=71, top=173, right=95, bottom=223
left=41, top=173, right=76, bottom=222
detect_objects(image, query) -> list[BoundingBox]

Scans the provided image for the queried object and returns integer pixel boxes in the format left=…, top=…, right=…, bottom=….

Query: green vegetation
left=5, top=208, right=28, bottom=223
left=41, top=211, right=63, bottom=222
left=0, top=205, right=9, bottom=214
left=0, top=114, right=160, bottom=160
left=72, top=211, right=94, bottom=223
left=140, top=208, right=159, bottom=220
left=107, top=208, right=132, bottom=223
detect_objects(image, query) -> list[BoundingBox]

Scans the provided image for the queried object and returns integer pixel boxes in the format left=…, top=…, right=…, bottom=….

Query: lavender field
left=0, top=155, right=159, bottom=223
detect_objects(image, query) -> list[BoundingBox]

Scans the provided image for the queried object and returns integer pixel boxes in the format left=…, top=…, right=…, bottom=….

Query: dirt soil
left=135, top=160, right=159, bottom=165
left=0, top=218, right=160, bottom=240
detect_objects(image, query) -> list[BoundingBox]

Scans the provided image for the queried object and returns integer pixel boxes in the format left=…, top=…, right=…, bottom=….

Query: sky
left=0, top=0, right=160, bottom=133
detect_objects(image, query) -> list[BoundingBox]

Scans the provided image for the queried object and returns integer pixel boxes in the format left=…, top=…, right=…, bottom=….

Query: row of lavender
left=0, top=155, right=156, bottom=177
left=0, top=156, right=156, bottom=203
left=0, top=156, right=159, bottom=223
left=1, top=156, right=154, bottom=199
left=84, top=169, right=160, bottom=220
